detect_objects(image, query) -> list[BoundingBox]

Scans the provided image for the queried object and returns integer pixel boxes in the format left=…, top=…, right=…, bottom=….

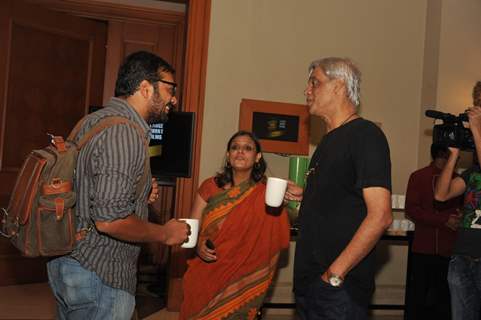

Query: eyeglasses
left=156, top=79, right=177, bottom=97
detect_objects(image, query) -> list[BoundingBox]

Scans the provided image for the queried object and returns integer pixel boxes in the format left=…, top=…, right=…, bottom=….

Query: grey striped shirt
left=71, top=97, right=151, bottom=295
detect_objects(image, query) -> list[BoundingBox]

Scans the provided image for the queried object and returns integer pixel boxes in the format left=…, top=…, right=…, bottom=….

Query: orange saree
left=180, top=178, right=290, bottom=320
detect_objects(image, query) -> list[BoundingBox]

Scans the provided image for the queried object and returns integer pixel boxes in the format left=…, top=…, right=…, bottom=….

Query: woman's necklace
left=338, top=112, right=357, bottom=127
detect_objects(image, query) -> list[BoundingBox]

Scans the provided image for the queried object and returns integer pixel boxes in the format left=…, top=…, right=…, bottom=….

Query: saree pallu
left=180, top=180, right=290, bottom=320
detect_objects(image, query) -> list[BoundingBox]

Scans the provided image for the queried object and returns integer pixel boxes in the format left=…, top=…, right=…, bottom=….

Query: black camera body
left=426, top=110, right=474, bottom=151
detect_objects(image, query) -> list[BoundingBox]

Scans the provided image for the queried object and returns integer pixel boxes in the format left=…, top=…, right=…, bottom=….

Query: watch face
left=329, top=275, right=342, bottom=287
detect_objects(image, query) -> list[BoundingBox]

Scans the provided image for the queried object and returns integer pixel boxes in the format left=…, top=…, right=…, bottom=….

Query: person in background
left=285, top=57, right=392, bottom=320
left=405, top=143, right=463, bottom=320
left=47, top=51, right=190, bottom=320
left=434, top=80, right=481, bottom=320
left=180, top=130, right=290, bottom=320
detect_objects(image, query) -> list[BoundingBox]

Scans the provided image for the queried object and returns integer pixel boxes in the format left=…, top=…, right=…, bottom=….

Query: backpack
left=0, top=115, right=149, bottom=257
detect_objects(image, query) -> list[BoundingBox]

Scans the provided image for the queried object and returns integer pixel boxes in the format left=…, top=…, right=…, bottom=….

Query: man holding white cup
left=286, top=57, right=392, bottom=320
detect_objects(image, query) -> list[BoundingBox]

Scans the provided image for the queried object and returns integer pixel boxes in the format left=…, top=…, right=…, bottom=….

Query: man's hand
left=320, top=271, right=330, bottom=284
left=148, top=178, right=159, bottom=204
left=160, top=219, right=190, bottom=245
left=285, top=180, right=303, bottom=201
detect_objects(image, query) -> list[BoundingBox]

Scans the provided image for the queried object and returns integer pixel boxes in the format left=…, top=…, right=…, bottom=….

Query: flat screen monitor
left=149, top=111, right=195, bottom=178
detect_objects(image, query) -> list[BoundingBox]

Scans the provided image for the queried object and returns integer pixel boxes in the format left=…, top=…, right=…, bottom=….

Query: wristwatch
left=327, top=272, right=344, bottom=287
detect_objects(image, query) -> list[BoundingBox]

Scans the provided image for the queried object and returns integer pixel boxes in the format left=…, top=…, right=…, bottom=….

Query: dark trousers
left=406, top=253, right=451, bottom=320
left=295, top=280, right=368, bottom=320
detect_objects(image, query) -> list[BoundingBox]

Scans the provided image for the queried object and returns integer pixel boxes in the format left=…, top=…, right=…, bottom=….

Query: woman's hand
left=284, top=180, right=304, bottom=202
left=148, top=178, right=159, bottom=204
left=197, top=239, right=217, bottom=262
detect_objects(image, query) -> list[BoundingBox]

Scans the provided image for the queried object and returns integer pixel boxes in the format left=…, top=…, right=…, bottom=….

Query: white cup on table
left=391, top=219, right=401, bottom=231
left=400, top=219, right=410, bottom=232
left=391, top=195, right=398, bottom=209
left=397, top=195, right=406, bottom=209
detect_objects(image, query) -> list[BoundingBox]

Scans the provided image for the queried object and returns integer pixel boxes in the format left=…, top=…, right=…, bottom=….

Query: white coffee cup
left=391, top=195, right=398, bottom=209
left=400, top=219, right=410, bottom=232
left=408, top=220, right=415, bottom=231
left=179, top=218, right=199, bottom=248
left=397, top=195, right=406, bottom=209
left=265, top=177, right=288, bottom=207
left=391, top=219, right=401, bottom=231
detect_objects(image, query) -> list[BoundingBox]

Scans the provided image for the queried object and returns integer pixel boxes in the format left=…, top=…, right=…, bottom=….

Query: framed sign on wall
left=239, top=98, right=309, bottom=155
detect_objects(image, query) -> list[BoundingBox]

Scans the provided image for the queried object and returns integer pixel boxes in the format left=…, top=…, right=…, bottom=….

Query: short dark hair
left=214, top=131, right=267, bottom=188
left=431, top=143, right=449, bottom=160
left=114, top=51, right=175, bottom=97
left=473, top=81, right=481, bottom=107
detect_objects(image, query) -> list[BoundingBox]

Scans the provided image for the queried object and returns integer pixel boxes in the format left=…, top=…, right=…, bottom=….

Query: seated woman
left=180, top=130, right=290, bottom=320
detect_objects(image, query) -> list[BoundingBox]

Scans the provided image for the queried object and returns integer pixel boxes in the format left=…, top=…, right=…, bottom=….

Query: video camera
left=425, top=110, right=474, bottom=151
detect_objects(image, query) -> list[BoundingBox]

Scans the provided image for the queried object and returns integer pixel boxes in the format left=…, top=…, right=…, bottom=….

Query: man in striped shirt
left=47, top=51, right=190, bottom=320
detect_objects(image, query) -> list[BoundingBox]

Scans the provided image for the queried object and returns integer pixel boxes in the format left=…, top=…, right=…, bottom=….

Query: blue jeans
left=47, top=256, right=135, bottom=320
left=448, top=254, right=481, bottom=320
left=295, top=280, right=368, bottom=320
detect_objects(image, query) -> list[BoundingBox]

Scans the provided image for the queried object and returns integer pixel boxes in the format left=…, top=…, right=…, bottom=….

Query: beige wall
left=418, top=0, right=481, bottom=168
left=202, top=0, right=427, bottom=191
left=437, top=0, right=481, bottom=114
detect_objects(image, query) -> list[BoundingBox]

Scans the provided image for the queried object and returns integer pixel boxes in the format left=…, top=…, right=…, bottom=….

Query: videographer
left=434, top=81, right=481, bottom=320
left=405, top=143, right=462, bottom=320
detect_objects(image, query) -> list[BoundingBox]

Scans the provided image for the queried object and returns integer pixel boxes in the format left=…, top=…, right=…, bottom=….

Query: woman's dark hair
left=114, top=51, right=175, bottom=97
left=214, top=131, right=267, bottom=188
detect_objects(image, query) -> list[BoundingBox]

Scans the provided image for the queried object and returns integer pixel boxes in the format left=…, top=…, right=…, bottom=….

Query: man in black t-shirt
left=285, top=57, right=392, bottom=319
left=434, top=80, right=481, bottom=320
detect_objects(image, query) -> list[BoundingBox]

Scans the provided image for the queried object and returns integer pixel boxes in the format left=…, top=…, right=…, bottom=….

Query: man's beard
left=146, top=86, right=170, bottom=124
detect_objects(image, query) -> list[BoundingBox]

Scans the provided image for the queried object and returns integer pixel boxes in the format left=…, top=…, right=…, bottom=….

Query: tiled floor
left=0, top=282, right=403, bottom=320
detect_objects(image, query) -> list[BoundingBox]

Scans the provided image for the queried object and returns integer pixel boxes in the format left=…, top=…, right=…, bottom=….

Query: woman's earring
left=254, top=162, right=260, bottom=169
left=226, top=160, right=232, bottom=168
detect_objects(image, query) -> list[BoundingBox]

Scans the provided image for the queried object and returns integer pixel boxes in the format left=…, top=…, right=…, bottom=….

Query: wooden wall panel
left=0, top=0, right=106, bottom=286
left=167, top=0, right=211, bottom=310
left=103, top=20, right=185, bottom=104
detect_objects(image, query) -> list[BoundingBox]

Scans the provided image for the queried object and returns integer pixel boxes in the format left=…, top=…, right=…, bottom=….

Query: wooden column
left=167, top=0, right=211, bottom=311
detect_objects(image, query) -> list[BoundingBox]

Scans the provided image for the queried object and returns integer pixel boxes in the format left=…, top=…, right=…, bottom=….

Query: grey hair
left=308, top=57, right=361, bottom=107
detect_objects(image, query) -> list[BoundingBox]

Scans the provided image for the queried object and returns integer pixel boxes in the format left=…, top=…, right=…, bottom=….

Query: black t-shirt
left=294, top=118, right=391, bottom=304
left=454, top=166, right=481, bottom=257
